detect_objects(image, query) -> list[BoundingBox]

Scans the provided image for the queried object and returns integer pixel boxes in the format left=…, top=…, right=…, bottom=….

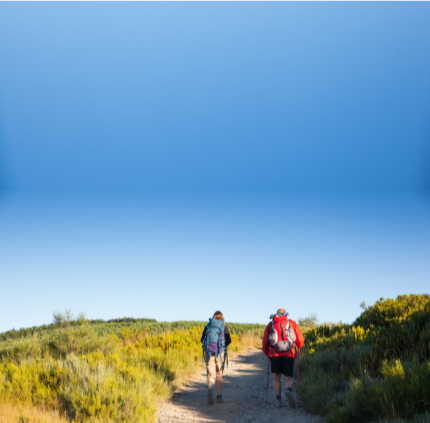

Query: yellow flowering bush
left=300, top=294, right=430, bottom=423
left=0, top=317, right=263, bottom=422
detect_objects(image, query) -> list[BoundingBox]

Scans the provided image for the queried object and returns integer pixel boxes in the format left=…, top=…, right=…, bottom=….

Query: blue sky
left=0, top=3, right=429, bottom=333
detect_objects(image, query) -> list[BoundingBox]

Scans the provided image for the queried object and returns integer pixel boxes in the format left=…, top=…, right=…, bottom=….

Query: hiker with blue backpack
left=201, top=311, right=232, bottom=405
left=262, top=308, right=304, bottom=408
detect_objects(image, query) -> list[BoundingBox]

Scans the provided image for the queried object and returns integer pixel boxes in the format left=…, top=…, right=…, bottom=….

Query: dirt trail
left=157, top=350, right=324, bottom=423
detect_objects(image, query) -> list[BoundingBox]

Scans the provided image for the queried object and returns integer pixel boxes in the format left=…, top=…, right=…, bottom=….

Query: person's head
left=213, top=311, right=224, bottom=321
left=269, top=309, right=289, bottom=320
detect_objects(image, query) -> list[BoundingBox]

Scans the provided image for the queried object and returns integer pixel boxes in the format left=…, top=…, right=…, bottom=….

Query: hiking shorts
left=205, top=353, right=224, bottom=385
left=270, top=356, right=294, bottom=377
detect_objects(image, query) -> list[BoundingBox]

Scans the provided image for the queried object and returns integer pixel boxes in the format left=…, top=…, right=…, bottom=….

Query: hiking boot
left=207, top=389, right=214, bottom=405
left=275, top=398, right=283, bottom=408
left=285, top=390, right=296, bottom=408
left=216, top=395, right=224, bottom=404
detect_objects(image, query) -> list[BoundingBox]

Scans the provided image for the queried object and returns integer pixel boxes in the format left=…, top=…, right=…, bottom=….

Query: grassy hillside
left=0, top=314, right=265, bottom=423
left=300, top=294, right=430, bottom=423
left=0, top=316, right=266, bottom=343
left=3, top=296, right=428, bottom=423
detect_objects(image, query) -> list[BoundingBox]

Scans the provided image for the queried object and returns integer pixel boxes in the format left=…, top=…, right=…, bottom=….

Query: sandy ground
left=157, top=350, right=325, bottom=423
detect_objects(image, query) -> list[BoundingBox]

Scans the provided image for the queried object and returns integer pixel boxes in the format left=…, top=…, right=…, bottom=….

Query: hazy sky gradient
left=0, top=3, right=429, bottom=333
left=1, top=192, right=429, bottom=332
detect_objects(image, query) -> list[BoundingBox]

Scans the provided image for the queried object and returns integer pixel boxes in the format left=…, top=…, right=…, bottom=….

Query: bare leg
left=273, top=373, right=282, bottom=396
left=216, top=376, right=222, bottom=396
left=284, top=376, right=296, bottom=408
left=206, top=355, right=215, bottom=390
left=285, top=376, right=293, bottom=389
left=206, top=355, right=215, bottom=404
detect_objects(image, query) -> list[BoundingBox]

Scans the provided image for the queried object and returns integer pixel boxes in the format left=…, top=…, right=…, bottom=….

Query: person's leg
left=273, top=373, right=283, bottom=407
left=215, top=356, right=223, bottom=397
left=273, top=373, right=282, bottom=396
left=285, top=376, right=293, bottom=389
left=206, top=354, right=216, bottom=389
left=283, top=358, right=296, bottom=408
left=205, top=354, right=215, bottom=405
left=216, top=378, right=222, bottom=395
left=271, top=357, right=283, bottom=407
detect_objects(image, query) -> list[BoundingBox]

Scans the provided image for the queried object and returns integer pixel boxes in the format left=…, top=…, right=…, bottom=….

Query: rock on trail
left=157, top=350, right=325, bottom=423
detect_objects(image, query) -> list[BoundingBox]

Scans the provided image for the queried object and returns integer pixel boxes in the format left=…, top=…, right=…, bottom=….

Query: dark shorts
left=270, top=356, right=294, bottom=377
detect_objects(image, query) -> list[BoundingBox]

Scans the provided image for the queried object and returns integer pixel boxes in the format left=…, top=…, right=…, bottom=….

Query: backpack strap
left=217, top=328, right=223, bottom=361
left=202, top=324, right=212, bottom=359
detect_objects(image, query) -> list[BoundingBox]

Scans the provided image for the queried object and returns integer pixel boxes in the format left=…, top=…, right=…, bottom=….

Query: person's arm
left=293, top=322, right=305, bottom=349
left=201, top=326, right=207, bottom=344
left=224, top=325, right=232, bottom=348
left=262, top=323, right=271, bottom=357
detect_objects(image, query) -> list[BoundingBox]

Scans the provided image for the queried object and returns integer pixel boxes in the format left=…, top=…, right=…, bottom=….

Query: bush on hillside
left=300, top=294, right=430, bottom=423
left=0, top=315, right=264, bottom=423
left=0, top=316, right=266, bottom=343
left=376, top=413, right=430, bottom=423
left=298, top=314, right=319, bottom=328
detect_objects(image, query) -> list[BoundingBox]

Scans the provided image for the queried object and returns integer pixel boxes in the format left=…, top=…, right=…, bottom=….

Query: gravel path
left=157, top=350, right=325, bottom=423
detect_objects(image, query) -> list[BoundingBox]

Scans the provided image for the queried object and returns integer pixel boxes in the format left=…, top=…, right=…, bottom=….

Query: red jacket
left=262, top=317, right=304, bottom=358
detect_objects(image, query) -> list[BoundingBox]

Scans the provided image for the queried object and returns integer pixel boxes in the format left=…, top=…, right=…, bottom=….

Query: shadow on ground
left=158, top=350, right=322, bottom=423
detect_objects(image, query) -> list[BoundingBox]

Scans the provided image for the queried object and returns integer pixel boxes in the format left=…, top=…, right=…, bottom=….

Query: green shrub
left=298, top=314, right=319, bottom=328
left=45, top=323, right=115, bottom=359
left=300, top=294, right=430, bottom=422
left=0, top=315, right=263, bottom=423
left=344, top=360, right=430, bottom=422
left=0, top=335, right=42, bottom=362
left=0, top=317, right=266, bottom=343
left=375, top=412, right=430, bottom=423
left=299, top=344, right=370, bottom=416
left=55, top=355, right=159, bottom=423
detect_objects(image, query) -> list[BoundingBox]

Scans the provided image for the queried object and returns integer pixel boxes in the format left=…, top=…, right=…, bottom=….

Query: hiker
left=201, top=311, right=232, bottom=405
left=262, top=308, right=304, bottom=408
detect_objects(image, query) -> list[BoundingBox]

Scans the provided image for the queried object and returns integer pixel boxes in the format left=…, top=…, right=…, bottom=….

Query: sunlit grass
left=0, top=402, right=68, bottom=423
left=0, top=314, right=264, bottom=423
left=300, top=294, right=430, bottom=423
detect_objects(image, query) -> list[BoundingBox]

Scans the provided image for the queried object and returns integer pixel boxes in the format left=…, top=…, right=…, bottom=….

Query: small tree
left=53, top=309, right=86, bottom=327
left=298, top=314, right=318, bottom=328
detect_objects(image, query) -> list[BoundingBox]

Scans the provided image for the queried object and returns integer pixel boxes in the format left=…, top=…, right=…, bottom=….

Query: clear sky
left=0, top=3, right=429, bottom=333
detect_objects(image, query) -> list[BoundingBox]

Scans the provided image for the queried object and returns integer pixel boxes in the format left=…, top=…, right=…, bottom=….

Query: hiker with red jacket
left=262, top=308, right=304, bottom=408
left=201, top=311, right=232, bottom=405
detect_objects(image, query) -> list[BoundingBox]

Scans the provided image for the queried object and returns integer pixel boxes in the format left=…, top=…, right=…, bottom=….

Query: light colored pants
left=205, top=353, right=225, bottom=389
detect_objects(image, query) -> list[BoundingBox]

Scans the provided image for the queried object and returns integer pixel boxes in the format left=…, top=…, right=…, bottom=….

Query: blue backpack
left=202, top=318, right=226, bottom=361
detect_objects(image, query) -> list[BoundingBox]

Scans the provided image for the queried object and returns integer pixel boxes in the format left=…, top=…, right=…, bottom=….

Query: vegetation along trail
left=157, top=350, right=324, bottom=423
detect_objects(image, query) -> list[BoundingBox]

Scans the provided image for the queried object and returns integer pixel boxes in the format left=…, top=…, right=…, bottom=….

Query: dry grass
left=0, top=402, right=67, bottom=423
left=0, top=322, right=265, bottom=423
left=235, top=334, right=263, bottom=351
